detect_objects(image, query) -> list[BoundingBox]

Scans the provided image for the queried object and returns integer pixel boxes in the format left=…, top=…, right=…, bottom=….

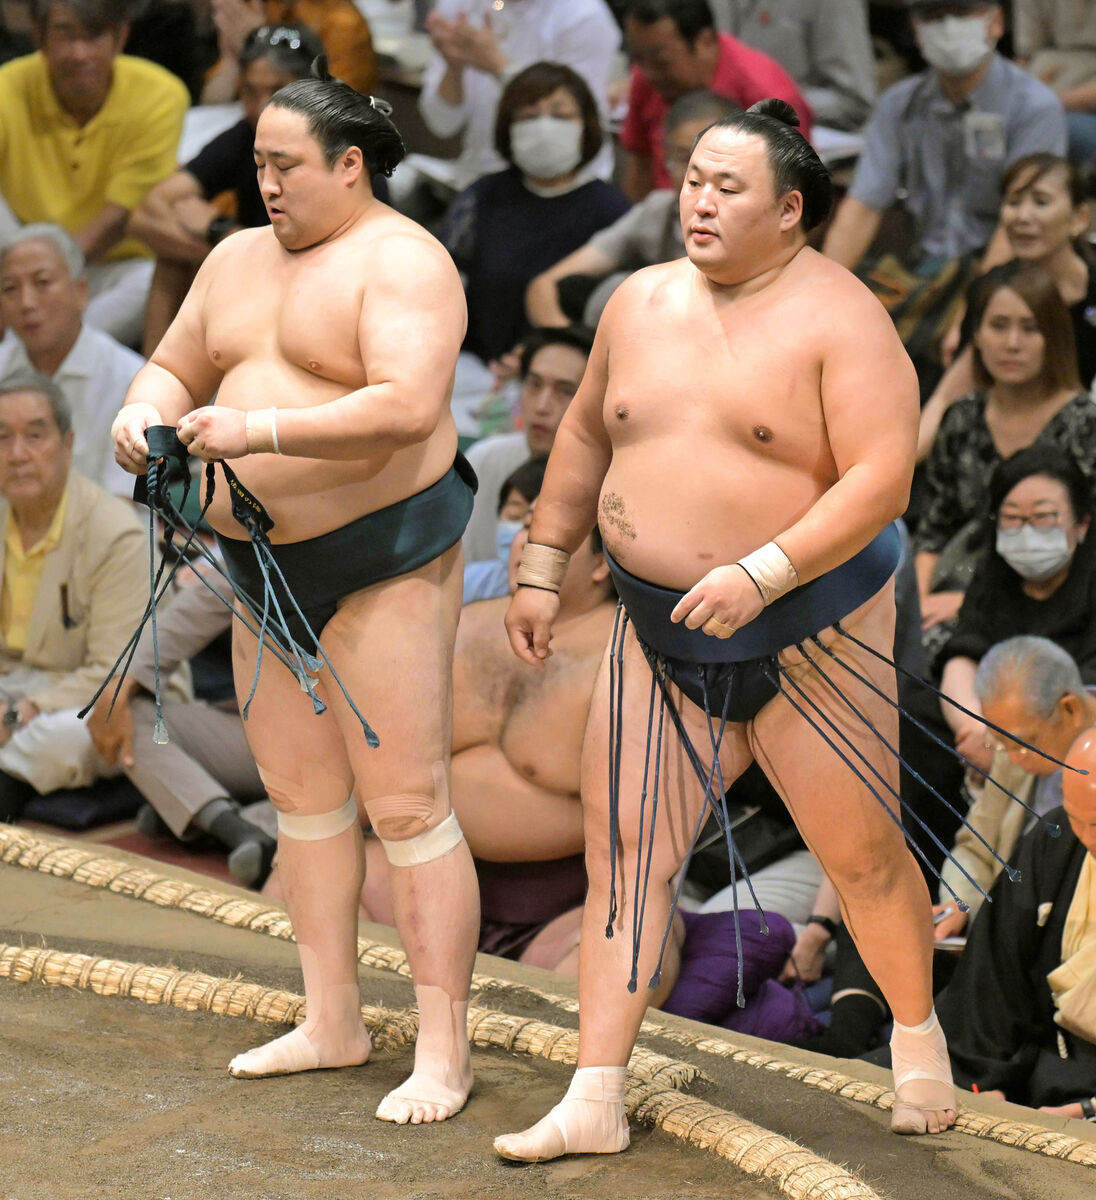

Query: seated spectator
left=932, top=686, right=1096, bottom=1115
left=525, top=89, right=741, bottom=329
left=934, top=635, right=1096, bottom=943
left=938, top=450, right=1096, bottom=780
left=0, top=372, right=146, bottom=821
left=463, top=457, right=546, bottom=605
left=463, top=325, right=593, bottom=563
left=913, top=261, right=1093, bottom=644
left=87, top=566, right=276, bottom=888
left=0, top=0, right=189, bottom=347
left=442, top=64, right=628, bottom=369
left=1013, top=0, right=1096, bottom=167
left=130, top=22, right=322, bottom=353
left=709, top=0, right=875, bottom=131
left=619, top=0, right=813, bottom=200
left=919, top=154, right=1095, bottom=460
left=0, top=225, right=142, bottom=494
left=822, top=0, right=1066, bottom=274
left=405, top=0, right=621, bottom=210
left=201, top=0, right=376, bottom=103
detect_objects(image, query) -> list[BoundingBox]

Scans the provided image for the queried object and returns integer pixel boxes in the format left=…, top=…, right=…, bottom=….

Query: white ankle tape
left=277, top=796, right=358, bottom=841
left=381, top=811, right=463, bottom=866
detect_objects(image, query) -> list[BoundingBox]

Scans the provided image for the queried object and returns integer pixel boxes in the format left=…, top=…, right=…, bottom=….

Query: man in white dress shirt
left=0, top=225, right=141, bottom=495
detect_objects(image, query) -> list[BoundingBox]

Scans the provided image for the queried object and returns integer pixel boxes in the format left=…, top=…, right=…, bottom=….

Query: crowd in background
left=0, top=0, right=1094, bottom=1122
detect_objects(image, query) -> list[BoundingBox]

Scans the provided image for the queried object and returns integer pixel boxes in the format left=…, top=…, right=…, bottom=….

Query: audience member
left=0, top=372, right=145, bottom=821
left=463, top=324, right=593, bottom=563
left=525, top=90, right=740, bottom=329
left=125, top=0, right=212, bottom=101
left=0, top=0, right=189, bottom=347
left=919, top=154, right=1095, bottom=460
left=0, top=225, right=142, bottom=494
left=130, top=22, right=321, bottom=353
left=443, top=64, right=628, bottom=368
left=463, top=456, right=546, bottom=605
left=201, top=0, right=376, bottom=103
left=1013, top=0, right=1096, bottom=166
left=618, top=0, right=813, bottom=199
left=934, top=635, right=1096, bottom=940
left=822, top=0, right=1066, bottom=273
left=87, top=568, right=276, bottom=888
left=932, top=687, right=1096, bottom=1114
left=938, top=450, right=1096, bottom=779
left=709, top=0, right=875, bottom=130
left=913, top=262, right=1093, bottom=642
left=411, top=0, right=621, bottom=203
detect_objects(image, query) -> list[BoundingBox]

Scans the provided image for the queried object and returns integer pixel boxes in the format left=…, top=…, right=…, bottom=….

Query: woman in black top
left=938, top=446, right=1096, bottom=777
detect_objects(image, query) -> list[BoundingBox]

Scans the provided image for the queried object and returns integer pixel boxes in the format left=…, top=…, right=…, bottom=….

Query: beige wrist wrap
left=516, top=542, right=570, bottom=592
left=245, top=408, right=280, bottom=455
left=737, top=541, right=799, bottom=605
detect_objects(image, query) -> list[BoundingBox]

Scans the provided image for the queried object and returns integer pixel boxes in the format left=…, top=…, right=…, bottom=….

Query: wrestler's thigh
left=314, top=543, right=463, bottom=805
left=581, top=625, right=753, bottom=871
left=748, top=581, right=906, bottom=872
left=231, top=614, right=355, bottom=813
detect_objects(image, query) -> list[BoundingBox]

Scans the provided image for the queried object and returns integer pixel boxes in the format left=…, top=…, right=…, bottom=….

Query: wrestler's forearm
left=527, top=423, right=612, bottom=554
left=123, top=361, right=201, bottom=426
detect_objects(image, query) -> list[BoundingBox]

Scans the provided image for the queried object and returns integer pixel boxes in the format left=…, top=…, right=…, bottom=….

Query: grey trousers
left=128, top=695, right=263, bottom=839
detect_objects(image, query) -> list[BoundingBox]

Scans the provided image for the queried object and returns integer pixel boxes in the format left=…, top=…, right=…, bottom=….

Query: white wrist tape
left=516, top=542, right=570, bottom=593
left=245, top=408, right=280, bottom=455
left=276, top=795, right=358, bottom=841
left=736, top=541, right=799, bottom=605
left=381, top=810, right=464, bottom=866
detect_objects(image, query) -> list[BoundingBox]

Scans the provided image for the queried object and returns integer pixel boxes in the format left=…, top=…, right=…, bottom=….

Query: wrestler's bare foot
left=889, top=1010, right=957, bottom=1135
left=375, top=986, right=473, bottom=1124
left=494, top=1066, right=630, bottom=1162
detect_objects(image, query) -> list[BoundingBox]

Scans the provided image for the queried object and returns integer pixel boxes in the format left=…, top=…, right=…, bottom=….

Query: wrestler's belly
left=599, top=441, right=830, bottom=591
left=202, top=364, right=458, bottom=544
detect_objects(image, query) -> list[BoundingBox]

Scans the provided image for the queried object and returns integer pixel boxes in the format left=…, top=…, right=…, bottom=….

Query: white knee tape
left=380, top=810, right=464, bottom=867
left=277, top=796, right=358, bottom=841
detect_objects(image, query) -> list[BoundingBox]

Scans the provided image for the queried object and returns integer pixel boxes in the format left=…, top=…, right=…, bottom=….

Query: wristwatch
left=807, top=913, right=839, bottom=938
left=206, top=214, right=236, bottom=246
left=3, top=703, right=21, bottom=729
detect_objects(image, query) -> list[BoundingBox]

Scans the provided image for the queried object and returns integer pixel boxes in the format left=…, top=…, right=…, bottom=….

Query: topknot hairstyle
left=700, top=98, right=833, bottom=231
left=266, top=56, right=405, bottom=177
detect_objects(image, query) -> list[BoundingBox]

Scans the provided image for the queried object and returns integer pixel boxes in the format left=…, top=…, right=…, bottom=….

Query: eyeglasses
left=997, top=509, right=1062, bottom=531
left=246, top=25, right=305, bottom=51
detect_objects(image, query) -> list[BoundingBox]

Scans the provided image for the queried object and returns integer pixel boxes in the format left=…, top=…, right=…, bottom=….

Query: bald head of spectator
left=31, top=0, right=131, bottom=120
left=625, top=0, right=721, bottom=103
left=0, top=226, right=87, bottom=378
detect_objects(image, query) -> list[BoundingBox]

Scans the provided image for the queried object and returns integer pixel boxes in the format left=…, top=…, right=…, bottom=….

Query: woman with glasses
left=937, top=446, right=1096, bottom=786
left=912, top=260, right=1095, bottom=647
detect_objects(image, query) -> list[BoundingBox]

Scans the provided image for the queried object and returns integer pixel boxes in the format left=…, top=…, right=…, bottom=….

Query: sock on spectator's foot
left=227, top=837, right=277, bottom=889
left=493, top=1066, right=630, bottom=1162
left=890, top=1009, right=957, bottom=1135
left=789, top=990, right=888, bottom=1058
left=136, top=803, right=174, bottom=842
left=195, top=798, right=277, bottom=885
left=0, top=769, right=35, bottom=824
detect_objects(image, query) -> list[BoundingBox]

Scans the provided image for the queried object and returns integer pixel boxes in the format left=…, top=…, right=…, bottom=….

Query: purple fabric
left=662, top=909, right=821, bottom=1040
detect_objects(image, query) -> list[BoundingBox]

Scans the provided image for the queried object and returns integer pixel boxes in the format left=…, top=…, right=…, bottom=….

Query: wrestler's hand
left=931, top=901, right=968, bottom=941
left=112, top=402, right=163, bottom=475
left=177, top=405, right=248, bottom=462
left=670, top=564, right=764, bottom=638
left=505, top=585, right=559, bottom=667
left=88, top=678, right=138, bottom=769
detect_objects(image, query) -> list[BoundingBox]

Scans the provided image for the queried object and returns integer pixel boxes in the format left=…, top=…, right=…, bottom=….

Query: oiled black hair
left=267, top=56, right=405, bottom=176
left=701, top=98, right=833, bottom=231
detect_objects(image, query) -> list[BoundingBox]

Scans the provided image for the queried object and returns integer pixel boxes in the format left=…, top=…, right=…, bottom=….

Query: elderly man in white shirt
left=0, top=224, right=141, bottom=495
left=404, top=0, right=621, bottom=199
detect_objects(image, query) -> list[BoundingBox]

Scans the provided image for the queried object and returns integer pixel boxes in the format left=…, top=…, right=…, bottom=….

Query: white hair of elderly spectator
left=0, top=370, right=74, bottom=436
left=0, top=224, right=86, bottom=280
left=974, top=635, right=1086, bottom=720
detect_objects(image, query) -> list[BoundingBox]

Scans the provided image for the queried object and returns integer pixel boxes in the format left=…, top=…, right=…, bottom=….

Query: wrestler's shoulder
left=785, top=249, right=899, bottom=331
left=599, top=258, right=691, bottom=325
left=347, top=205, right=463, bottom=282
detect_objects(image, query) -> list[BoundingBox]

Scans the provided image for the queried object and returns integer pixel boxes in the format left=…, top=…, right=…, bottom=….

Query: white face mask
left=917, top=14, right=994, bottom=76
left=496, top=518, right=524, bottom=564
left=995, top=524, right=1073, bottom=582
left=509, top=116, right=584, bottom=180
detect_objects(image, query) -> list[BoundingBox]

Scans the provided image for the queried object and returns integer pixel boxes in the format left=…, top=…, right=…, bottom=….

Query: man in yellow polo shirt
left=0, top=0, right=188, bottom=347
left=0, top=370, right=145, bottom=821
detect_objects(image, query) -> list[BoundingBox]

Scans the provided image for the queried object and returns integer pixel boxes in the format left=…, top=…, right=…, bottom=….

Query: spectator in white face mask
left=441, top=62, right=630, bottom=375
left=822, top=0, right=1067, bottom=274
